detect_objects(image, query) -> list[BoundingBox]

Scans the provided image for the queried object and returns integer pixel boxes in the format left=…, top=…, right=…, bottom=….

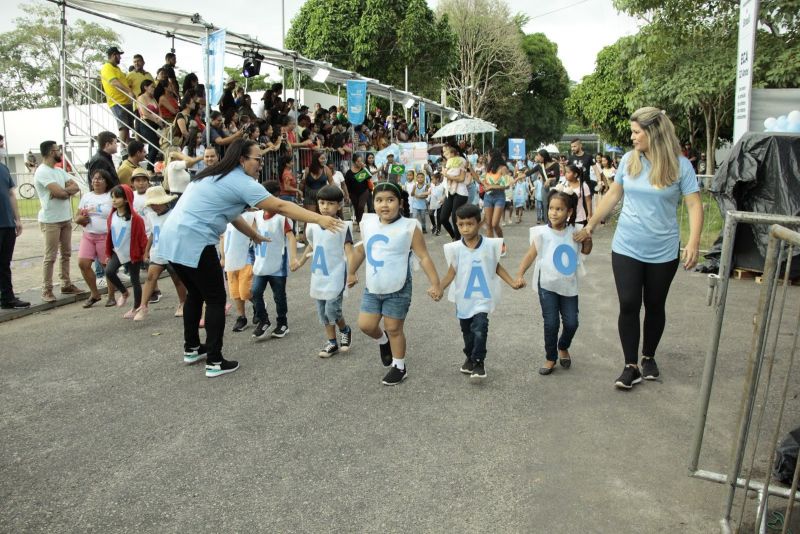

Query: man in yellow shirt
left=126, top=54, right=154, bottom=98
left=116, top=140, right=147, bottom=185
left=100, top=47, right=135, bottom=145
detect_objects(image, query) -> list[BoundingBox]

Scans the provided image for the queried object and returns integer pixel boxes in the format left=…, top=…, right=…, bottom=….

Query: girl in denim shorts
left=346, top=182, right=443, bottom=386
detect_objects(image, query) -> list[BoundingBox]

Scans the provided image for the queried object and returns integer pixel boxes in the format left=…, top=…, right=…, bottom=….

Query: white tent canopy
left=50, top=0, right=469, bottom=120
left=430, top=118, right=499, bottom=138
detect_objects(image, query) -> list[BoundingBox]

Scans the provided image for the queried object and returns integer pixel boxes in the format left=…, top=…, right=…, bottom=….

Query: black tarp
left=699, top=133, right=800, bottom=275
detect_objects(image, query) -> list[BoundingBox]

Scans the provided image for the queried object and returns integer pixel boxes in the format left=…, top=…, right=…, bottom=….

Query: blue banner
left=201, top=29, right=226, bottom=108
left=508, top=138, right=526, bottom=161
left=346, top=80, right=367, bottom=126
left=419, top=102, right=426, bottom=137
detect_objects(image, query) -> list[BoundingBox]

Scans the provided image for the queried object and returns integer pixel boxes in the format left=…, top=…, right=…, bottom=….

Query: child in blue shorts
left=347, top=181, right=443, bottom=385
left=292, top=185, right=355, bottom=357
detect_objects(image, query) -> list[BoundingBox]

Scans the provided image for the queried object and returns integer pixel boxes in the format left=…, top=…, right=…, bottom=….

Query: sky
left=0, top=0, right=642, bottom=84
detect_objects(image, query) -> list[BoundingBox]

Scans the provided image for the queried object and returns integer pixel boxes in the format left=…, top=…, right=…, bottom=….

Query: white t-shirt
left=132, top=191, right=152, bottom=233
left=78, top=191, right=112, bottom=234
left=428, top=182, right=446, bottom=210
left=145, top=209, right=170, bottom=264
left=167, top=160, right=190, bottom=193
left=183, top=145, right=206, bottom=172
left=332, top=170, right=345, bottom=191
left=34, top=165, right=73, bottom=223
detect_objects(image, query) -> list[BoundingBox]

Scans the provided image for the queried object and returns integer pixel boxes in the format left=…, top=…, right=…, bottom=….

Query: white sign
left=732, top=0, right=759, bottom=144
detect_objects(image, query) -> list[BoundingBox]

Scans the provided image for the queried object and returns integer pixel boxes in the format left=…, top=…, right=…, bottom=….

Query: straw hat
left=131, top=167, right=151, bottom=180
left=144, top=185, right=177, bottom=206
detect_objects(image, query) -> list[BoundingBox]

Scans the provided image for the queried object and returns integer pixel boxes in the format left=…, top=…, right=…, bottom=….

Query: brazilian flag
left=354, top=168, right=371, bottom=182
left=390, top=163, right=405, bottom=175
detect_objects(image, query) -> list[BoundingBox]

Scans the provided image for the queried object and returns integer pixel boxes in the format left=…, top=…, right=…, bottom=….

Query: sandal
left=105, top=298, right=117, bottom=307
left=82, top=296, right=102, bottom=308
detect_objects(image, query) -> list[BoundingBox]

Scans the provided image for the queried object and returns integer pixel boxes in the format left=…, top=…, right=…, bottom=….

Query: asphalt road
left=2, top=219, right=796, bottom=533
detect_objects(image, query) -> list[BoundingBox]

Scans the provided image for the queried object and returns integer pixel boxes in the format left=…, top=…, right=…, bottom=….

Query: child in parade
left=562, top=164, right=593, bottom=228
left=220, top=208, right=257, bottom=332
left=75, top=169, right=114, bottom=308
left=428, top=172, right=445, bottom=236
left=105, top=184, right=147, bottom=319
left=134, top=186, right=187, bottom=320
left=347, top=181, right=443, bottom=385
left=410, top=172, right=430, bottom=234
left=251, top=181, right=298, bottom=340
left=513, top=171, right=529, bottom=224
left=291, top=185, right=355, bottom=357
left=533, top=174, right=545, bottom=224
left=440, top=204, right=519, bottom=380
left=514, top=185, right=593, bottom=375
left=131, top=168, right=161, bottom=301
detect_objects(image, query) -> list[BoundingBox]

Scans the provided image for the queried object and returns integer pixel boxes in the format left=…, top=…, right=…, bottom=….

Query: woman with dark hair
left=302, top=151, right=334, bottom=213
left=343, top=153, right=371, bottom=227
left=136, top=79, right=162, bottom=168
left=482, top=149, right=510, bottom=240
left=172, top=95, right=197, bottom=149
left=533, top=149, right=559, bottom=193
left=181, top=73, right=199, bottom=99
left=156, top=79, right=179, bottom=122
left=75, top=169, right=116, bottom=307
left=158, top=139, right=343, bottom=378
left=574, top=107, right=703, bottom=389
left=439, top=144, right=469, bottom=240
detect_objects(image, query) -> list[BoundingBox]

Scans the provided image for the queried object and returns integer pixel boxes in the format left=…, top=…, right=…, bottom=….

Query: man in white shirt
left=33, top=140, right=82, bottom=302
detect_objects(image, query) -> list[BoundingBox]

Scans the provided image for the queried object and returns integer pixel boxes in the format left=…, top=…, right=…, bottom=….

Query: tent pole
left=337, top=85, right=341, bottom=107
left=204, top=27, right=211, bottom=147
left=389, top=91, right=394, bottom=142
left=292, top=58, right=298, bottom=114
left=59, top=0, right=68, bottom=165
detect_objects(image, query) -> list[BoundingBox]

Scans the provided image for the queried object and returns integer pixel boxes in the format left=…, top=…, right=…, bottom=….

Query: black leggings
left=612, top=251, right=679, bottom=365
left=429, top=207, right=442, bottom=232
left=353, top=190, right=371, bottom=223
left=105, top=253, right=142, bottom=308
left=441, top=193, right=468, bottom=239
left=170, top=246, right=227, bottom=362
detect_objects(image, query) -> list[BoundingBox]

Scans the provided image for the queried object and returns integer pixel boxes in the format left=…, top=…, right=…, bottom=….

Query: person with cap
left=116, top=140, right=147, bottom=186
left=100, top=46, right=136, bottom=144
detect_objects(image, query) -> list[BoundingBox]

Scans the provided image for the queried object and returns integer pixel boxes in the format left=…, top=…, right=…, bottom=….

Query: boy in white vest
left=347, top=181, right=443, bottom=386
left=291, top=185, right=354, bottom=357
left=220, top=208, right=258, bottom=332
left=251, top=181, right=298, bottom=340
left=440, top=204, right=519, bottom=379
left=514, top=185, right=593, bottom=375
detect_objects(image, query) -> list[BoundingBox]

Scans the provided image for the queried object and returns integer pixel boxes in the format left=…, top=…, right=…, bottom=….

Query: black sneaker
left=1, top=298, right=31, bottom=309
left=382, top=365, right=407, bottom=385
left=471, top=361, right=486, bottom=379
left=252, top=320, right=271, bottom=339
left=339, top=327, right=352, bottom=352
left=318, top=340, right=339, bottom=358
left=615, top=365, right=643, bottom=389
left=460, top=358, right=475, bottom=374
left=183, top=344, right=207, bottom=364
left=148, top=291, right=162, bottom=304
left=379, top=333, right=393, bottom=367
left=205, top=358, right=239, bottom=378
left=641, top=357, right=660, bottom=380
left=232, top=315, right=248, bottom=332
left=271, top=324, right=289, bottom=338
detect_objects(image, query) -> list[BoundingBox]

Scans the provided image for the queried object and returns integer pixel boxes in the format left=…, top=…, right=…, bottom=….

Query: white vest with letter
left=307, top=222, right=351, bottom=300
left=224, top=211, right=256, bottom=272
left=146, top=210, right=170, bottom=265
left=359, top=213, right=417, bottom=294
left=252, top=213, right=289, bottom=276
left=530, top=225, right=582, bottom=297
left=110, top=212, right=132, bottom=264
left=444, top=237, right=503, bottom=319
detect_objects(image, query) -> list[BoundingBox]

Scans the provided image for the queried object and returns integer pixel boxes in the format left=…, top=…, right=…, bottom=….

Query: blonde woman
left=574, top=107, right=703, bottom=389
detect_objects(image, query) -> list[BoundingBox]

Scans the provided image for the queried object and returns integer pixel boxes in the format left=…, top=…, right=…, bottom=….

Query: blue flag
left=201, top=29, right=226, bottom=107
left=419, top=102, right=426, bottom=136
left=346, top=80, right=367, bottom=126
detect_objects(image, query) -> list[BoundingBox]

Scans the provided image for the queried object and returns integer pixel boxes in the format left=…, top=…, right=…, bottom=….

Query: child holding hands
left=514, top=185, right=592, bottom=375
left=347, top=181, right=443, bottom=385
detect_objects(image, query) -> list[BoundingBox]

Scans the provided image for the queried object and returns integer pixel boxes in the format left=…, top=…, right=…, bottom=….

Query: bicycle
left=17, top=182, right=36, bottom=199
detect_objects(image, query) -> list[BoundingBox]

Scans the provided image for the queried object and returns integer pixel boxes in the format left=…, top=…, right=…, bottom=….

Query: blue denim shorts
left=483, top=189, right=506, bottom=208
left=111, top=104, right=134, bottom=129
left=316, top=293, right=344, bottom=325
left=360, top=271, right=413, bottom=319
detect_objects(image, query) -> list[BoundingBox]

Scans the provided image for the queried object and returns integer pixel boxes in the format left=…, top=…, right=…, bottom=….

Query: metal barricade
left=259, top=150, right=282, bottom=183
left=690, top=212, right=800, bottom=533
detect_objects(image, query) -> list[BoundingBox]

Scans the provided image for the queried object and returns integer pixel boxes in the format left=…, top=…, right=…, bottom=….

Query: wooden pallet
left=733, top=268, right=759, bottom=280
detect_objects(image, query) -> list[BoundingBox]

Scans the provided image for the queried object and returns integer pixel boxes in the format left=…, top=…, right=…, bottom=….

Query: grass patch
left=679, top=191, right=723, bottom=252
left=18, top=197, right=81, bottom=220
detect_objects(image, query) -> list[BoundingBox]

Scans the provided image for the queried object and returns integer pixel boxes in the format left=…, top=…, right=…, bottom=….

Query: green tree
left=0, top=2, right=120, bottom=110
left=499, top=33, right=570, bottom=147
left=286, top=0, right=455, bottom=100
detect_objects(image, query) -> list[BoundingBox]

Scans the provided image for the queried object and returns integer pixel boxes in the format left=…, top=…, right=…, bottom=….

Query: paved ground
left=2, top=214, right=799, bottom=533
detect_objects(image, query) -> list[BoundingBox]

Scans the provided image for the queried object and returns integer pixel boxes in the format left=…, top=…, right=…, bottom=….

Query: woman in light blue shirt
left=159, top=139, right=343, bottom=378
left=575, top=107, right=703, bottom=390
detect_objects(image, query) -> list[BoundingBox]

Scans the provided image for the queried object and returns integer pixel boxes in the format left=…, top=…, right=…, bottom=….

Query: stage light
left=404, top=98, right=415, bottom=109
left=311, top=67, right=330, bottom=83
left=449, top=112, right=459, bottom=120
left=242, top=51, right=264, bottom=78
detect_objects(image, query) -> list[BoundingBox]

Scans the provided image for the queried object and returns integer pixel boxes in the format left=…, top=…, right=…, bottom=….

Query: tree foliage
left=498, top=33, right=570, bottom=146
left=437, top=0, right=530, bottom=119
left=0, top=2, right=121, bottom=110
left=286, top=0, right=455, bottom=100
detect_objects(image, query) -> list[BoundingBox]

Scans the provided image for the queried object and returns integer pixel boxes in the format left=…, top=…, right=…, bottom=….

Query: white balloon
left=788, top=110, right=800, bottom=125
left=764, top=117, right=777, bottom=131
left=776, top=115, right=789, bottom=131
